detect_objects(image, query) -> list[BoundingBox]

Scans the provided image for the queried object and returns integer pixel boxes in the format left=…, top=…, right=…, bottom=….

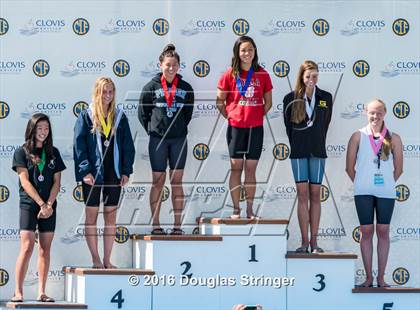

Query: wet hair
left=231, top=36, right=260, bottom=77
left=291, top=60, right=319, bottom=123
left=159, top=44, right=180, bottom=64
left=366, top=99, right=392, bottom=158
left=23, top=113, right=54, bottom=164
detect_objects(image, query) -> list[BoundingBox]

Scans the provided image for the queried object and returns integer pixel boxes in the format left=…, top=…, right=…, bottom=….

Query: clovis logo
left=61, top=60, right=106, bottom=77
left=181, top=19, right=226, bottom=36
left=381, top=61, right=420, bottom=77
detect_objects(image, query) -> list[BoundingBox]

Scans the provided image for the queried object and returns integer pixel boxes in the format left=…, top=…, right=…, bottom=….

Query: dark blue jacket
left=73, top=107, right=135, bottom=184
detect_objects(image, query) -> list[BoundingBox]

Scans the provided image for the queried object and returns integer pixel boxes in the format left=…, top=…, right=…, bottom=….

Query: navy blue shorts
left=291, top=157, right=325, bottom=184
left=355, top=195, right=395, bottom=225
left=149, top=135, right=187, bottom=172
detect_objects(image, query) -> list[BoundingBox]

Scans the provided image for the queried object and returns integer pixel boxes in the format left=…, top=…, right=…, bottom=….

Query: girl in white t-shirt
left=346, top=99, right=403, bottom=287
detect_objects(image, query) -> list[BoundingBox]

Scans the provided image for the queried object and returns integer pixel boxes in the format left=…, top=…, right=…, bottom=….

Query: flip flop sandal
left=295, top=246, right=309, bottom=253
left=169, top=228, right=184, bottom=235
left=311, top=246, right=325, bottom=254
left=230, top=214, right=241, bottom=219
left=151, top=228, right=166, bottom=235
left=247, top=215, right=261, bottom=220
left=37, top=294, right=55, bottom=302
left=11, top=296, right=23, bottom=302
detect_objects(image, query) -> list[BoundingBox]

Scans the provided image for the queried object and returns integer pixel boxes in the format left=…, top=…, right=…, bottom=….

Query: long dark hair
left=23, top=113, right=54, bottom=164
left=231, top=36, right=260, bottom=77
left=159, top=43, right=180, bottom=64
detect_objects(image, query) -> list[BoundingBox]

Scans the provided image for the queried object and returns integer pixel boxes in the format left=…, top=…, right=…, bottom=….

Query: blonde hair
left=291, top=60, right=319, bottom=123
left=91, top=77, right=116, bottom=134
left=366, top=99, right=392, bottom=158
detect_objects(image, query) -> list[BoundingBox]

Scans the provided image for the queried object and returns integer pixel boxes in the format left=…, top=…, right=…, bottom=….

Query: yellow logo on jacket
left=318, top=100, right=327, bottom=108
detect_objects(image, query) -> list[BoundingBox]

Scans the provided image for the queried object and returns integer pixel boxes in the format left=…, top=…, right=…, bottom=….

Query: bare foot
left=92, top=259, right=104, bottom=269
left=230, top=208, right=241, bottom=219
left=246, top=208, right=259, bottom=219
left=104, top=262, right=117, bottom=269
left=377, top=277, right=390, bottom=287
left=356, top=278, right=373, bottom=287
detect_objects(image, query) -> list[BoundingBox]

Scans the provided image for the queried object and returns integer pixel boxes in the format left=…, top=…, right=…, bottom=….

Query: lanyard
left=236, top=68, right=254, bottom=97
left=368, top=126, right=387, bottom=170
left=99, top=113, right=112, bottom=139
left=161, top=75, right=179, bottom=109
left=37, top=148, right=46, bottom=174
left=304, top=89, right=316, bottom=119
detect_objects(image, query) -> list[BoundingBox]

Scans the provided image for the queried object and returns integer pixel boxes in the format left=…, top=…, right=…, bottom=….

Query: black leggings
left=355, top=195, right=395, bottom=225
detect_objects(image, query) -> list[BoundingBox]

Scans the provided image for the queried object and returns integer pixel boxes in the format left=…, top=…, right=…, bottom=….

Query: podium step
left=131, top=234, right=223, bottom=241
left=2, top=301, right=87, bottom=309
left=286, top=252, right=358, bottom=259
left=198, top=217, right=290, bottom=225
left=352, top=287, right=420, bottom=293
left=286, top=251, right=357, bottom=310
left=63, top=267, right=153, bottom=310
left=197, top=217, right=289, bottom=236
left=62, top=267, right=154, bottom=275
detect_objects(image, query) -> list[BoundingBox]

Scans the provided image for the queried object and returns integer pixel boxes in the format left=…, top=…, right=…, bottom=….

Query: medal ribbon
left=99, top=113, right=112, bottom=139
left=236, top=68, right=254, bottom=98
left=161, top=75, right=179, bottom=109
left=368, top=125, right=388, bottom=156
left=37, top=148, right=46, bottom=175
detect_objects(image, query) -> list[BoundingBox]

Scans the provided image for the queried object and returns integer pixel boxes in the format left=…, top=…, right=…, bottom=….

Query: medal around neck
left=37, top=148, right=46, bottom=182
left=236, top=68, right=254, bottom=105
left=161, top=74, right=179, bottom=118
left=104, top=139, right=110, bottom=147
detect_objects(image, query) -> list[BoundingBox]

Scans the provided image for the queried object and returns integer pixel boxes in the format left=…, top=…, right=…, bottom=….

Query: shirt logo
left=318, top=100, right=327, bottom=108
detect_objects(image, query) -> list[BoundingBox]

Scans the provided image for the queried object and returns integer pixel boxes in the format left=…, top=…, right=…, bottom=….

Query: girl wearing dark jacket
left=138, top=44, right=194, bottom=235
left=74, top=77, right=135, bottom=268
left=283, top=60, right=333, bottom=254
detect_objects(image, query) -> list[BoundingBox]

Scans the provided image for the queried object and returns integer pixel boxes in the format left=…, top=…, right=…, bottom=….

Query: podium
left=63, top=268, right=153, bottom=310
left=3, top=217, right=419, bottom=309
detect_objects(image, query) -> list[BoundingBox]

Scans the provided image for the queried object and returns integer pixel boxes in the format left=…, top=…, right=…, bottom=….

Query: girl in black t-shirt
left=11, top=113, right=66, bottom=302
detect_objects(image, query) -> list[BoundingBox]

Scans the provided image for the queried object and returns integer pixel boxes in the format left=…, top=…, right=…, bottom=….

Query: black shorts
left=226, top=125, right=263, bottom=160
left=355, top=195, right=395, bottom=225
left=149, top=135, right=187, bottom=172
left=82, top=183, right=122, bottom=207
left=20, top=206, right=56, bottom=232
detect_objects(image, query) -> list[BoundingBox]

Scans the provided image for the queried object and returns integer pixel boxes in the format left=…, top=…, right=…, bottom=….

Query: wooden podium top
left=4, top=301, right=87, bottom=309
left=130, top=235, right=223, bottom=241
left=286, top=251, right=358, bottom=259
left=197, top=217, right=289, bottom=225
left=62, top=267, right=155, bottom=275
left=352, top=287, right=420, bottom=293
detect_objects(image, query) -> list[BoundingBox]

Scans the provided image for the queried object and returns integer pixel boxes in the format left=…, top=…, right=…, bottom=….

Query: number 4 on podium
left=111, top=289, right=125, bottom=309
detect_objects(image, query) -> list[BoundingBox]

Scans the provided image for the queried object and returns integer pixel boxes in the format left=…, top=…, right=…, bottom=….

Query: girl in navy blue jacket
left=74, top=77, right=135, bottom=268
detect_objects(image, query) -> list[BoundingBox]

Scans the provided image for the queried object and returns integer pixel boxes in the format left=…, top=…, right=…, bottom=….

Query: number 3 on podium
left=313, top=274, right=326, bottom=292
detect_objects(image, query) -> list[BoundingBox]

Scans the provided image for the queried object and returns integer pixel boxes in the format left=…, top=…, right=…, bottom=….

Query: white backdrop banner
left=0, top=0, right=419, bottom=299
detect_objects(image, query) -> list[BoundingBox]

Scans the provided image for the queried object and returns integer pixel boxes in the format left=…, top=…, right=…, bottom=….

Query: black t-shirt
left=12, top=146, right=66, bottom=209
